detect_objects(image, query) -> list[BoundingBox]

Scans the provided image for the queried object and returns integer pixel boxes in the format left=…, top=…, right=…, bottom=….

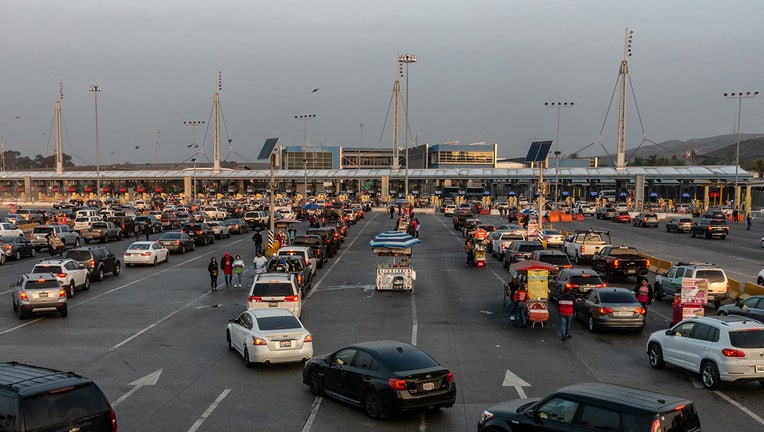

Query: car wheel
left=192, top=243, right=196, bottom=251
left=226, top=330, right=233, bottom=350
left=67, top=281, right=76, bottom=298
left=60, top=306, right=68, bottom=317
left=165, top=253, right=169, bottom=263
left=691, top=230, right=695, bottom=238
left=83, top=276, right=90, bottom=291
left=153, top=256, right=158, bottom=266
left=14, top=250, right=21, bottom=260
left=647, top=343, right=666, bottom=369
left=574, top=254, right=581, bottom=265
left=74, top=238, right=81, bottom=247
left=308, top=370, right=324, bottom=396
left=587, top=315, right=598, bottom=332
left=96, top=267, right=105, bottom=281
left=180, top=246, right=186, bottom=254
left=101, top=235, right=108, bottom=243
left=18, top=306, right=26, bottom=320
left=718, top=310, right=728, bottom=316
left=30, top=248, right=35, bottom=257
left=700, top=361, right=721, bottom=389
left=242, top=346, right=253, bottom=368
left=113, top=263, right=120, bottom=276
left=654, top=284, right=664, bottom=300
left=363, top=389, right=383, bottom=419
left=713, top=300, right=721, bottom=309
left=758, top=277, right=764, bottom=286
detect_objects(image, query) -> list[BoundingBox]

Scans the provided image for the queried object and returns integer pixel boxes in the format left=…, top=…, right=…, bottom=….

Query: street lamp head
left=89, top=85, right=101, bottom=92
left=398, top=54, right=417, bottom=64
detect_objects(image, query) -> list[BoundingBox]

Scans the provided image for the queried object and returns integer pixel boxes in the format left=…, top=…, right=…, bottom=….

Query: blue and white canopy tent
left=369, top=231, right=420, bottom=291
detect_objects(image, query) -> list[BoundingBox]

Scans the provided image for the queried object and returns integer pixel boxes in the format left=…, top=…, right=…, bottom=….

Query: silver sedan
left=123, top=241, right=169, bottom=266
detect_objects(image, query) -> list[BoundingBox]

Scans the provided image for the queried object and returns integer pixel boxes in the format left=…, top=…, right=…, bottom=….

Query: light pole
left=89, top=85, right=102, bottom=196
left=294, top=114, right=316, bottom=149
left=184, top=121, right=205, bottom=157
left=191, top=158, right=197, bottom=202
left=303, top=158, right=308, bottom=197
left=545, top=101, right=574, bottom=204
left=399, top=53, right=416, bottom=199
left=723, top=91, right=758, bottom=210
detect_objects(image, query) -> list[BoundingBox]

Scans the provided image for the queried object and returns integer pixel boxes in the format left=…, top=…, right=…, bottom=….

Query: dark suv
left=65, top=246, right=122, bottom=281
left=292, top=235, right=328, bottom=268
left=0, top=361, right=116, bottom=431
left=478, top=382, right=701, bottom=432
left=691, top=218, right=729, bottom=239
left=181, top=223, right=216, bottom=245
left=306, top=227, right=339, bottom=257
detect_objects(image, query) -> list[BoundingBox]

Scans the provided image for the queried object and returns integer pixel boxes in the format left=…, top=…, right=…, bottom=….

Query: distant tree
left=742, top=158, right=764, bottom=178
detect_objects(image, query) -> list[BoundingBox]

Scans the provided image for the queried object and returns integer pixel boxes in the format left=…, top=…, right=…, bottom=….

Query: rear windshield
left=657, top=404, right=702, bottom=432
left=609, top=248, right=639, bottom=256
left=600, top=291, right=637, bottom=303
left=65, top=251, right=92, bottom=261
left=256, top=315, right=301, bottom=330
left=32, top=265, right=63, bottom=274
left=382, top=349, right=439, bottom=372
left=252, top=282, right=295, bottom=296
left=32, top=227, right=54, bottom=234
left=538, top=255, right=569, bottom=265
left=293, top=237, right=320, bottom=246
left=695, top=270, right=725, bottom=283
left=162, top=233, right=181, bottom=239
left=570, top=275, right=602, bottom=285
left=729, top=330, right=764, bottom=348
left=22, top=382, right=111, bottom=430
left=25, top=280, right=60, bottom=289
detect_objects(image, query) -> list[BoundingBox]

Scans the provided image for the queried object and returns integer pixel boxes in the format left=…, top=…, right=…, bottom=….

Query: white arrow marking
left=502, top=369, right=531, bottom=399
left=111, top=369, right=162, bottom=407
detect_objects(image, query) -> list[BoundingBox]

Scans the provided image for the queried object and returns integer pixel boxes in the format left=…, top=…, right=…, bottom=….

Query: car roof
left=554, top=382, right=691, bottom=411
left=680, top=315, right=763, bottom=328
left=23, top=272, right=60, bottom=281
left=254, top=273, right=293, bottom=282
left=0, top=362, right=93, bottom=397
left=560, top=268, right=600, bottom=276
left=344, top=340, right=418, bottom=356
left=34, top=259, right=74, bottom=265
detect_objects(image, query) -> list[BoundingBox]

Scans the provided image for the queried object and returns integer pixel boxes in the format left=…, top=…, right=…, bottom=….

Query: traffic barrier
left=742, top=281, right=764, bottom=297
left=728, top=278, right=741, bottom=299
left=548, top=211, right=560, bottom=223
left=572, top=213, right=584, bottom=221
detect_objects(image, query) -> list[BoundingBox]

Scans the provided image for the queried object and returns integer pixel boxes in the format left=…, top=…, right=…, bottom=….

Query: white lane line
left=411, top=288, right=418, bottom=346
left=186, top=388, right=231, bottom=432
left=714, top=389, right=764, bottom=426
left=300, top=395, right=323, bottom=432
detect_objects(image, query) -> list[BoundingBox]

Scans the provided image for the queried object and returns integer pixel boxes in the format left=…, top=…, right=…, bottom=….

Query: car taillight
left=651, top=419, right=661, bottom=432
left=19, top=292, right=28, bottom=301
left=252, top=337, right=267, bottom=346
left=595, top=283, right=606, bottom=288
left=90, top=259, right=96, bottom=267
left=447, top=372, right=454, bottom=382
left=297, top=275, right=302, bottom=284
left=635, top=307, right=646, bottom=314
left=56, top=273, right=67, bottom=278
left=141, top=252, right=151, bottom=256
left=110, top=408, right=117, bottom=432
left=304, top=334, right=313, bottom=342
left=562, top=264, right=572, bottom=269
left=565, top=283, right=578, bottom=289
left=579, top=245, right=584, bottom=253
left=2, top=245, right=11, bottom=251
left=612, top=259, right=620, bottom=268
left=722, top=348, right=746, bottom=357
left=284, top=295, right=299, bottom=302
left=58, top=289, right=67, bottom=299
left=597, top=307, right=613, bottom=314
left=644, top=260, right=650, bottom=268
left=388, top=378, right=408, bottom=390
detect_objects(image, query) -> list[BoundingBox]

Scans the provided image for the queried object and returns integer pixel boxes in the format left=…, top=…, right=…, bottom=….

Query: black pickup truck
left=590, top=245, right=649, bottom=281
left=453, top=209, right=474, bottom=230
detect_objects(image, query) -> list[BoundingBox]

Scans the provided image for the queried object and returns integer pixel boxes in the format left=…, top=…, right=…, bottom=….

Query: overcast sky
left=1, top=0, right=762, bottom=165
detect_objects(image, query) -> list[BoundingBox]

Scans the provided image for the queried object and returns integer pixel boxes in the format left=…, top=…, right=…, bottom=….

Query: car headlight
left=479, top=410, right=494, bottom=424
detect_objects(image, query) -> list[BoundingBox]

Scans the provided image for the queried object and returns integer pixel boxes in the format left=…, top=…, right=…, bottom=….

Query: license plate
left=279, top=341, right=291, bottom=348
left=707, top=295, right=715, bottom=301
left=268, top=302, right=279, bottom=307
left=422, top=382, right=435, bottom=391
left=626, top=269, right=635, bottom=274
left=756, top=365, right=764, bottom=373
left=38, top=292, right=48, bottom=298
left=614, top=311, right=631, bottom=317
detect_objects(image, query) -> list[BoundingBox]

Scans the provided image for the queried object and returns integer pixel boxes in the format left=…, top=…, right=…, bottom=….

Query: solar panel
left=257, top=138, right=280, bottom=160
left=525, top=141, right=552, bottom=163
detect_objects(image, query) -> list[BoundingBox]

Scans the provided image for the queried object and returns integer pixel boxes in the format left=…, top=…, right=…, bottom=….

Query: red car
left=613, top=211, right=632, bottom=223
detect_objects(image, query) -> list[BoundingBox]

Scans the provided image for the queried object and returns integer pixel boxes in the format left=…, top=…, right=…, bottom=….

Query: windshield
left=252, top=283, right=295, bottom=296
left=256, top=315, right=302, bottom=330
left=600, top=291, right=637, bottom=303
left=695, top=270, right=725, bottom=283
left=729, top=330, right=764, bottom=348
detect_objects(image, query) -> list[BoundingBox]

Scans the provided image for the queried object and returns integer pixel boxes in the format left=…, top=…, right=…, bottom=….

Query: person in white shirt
left=253, top=251, right=268, bottom=274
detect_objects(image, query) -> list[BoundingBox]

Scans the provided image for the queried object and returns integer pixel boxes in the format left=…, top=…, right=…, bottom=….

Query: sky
left=1, top=0, right=762, bottom=166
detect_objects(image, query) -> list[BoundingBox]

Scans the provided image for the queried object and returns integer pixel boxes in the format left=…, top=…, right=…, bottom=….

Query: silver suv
left=653, top=262, right=728, bottom=308
left=31, top=259, right=91, bottom=298
left=30, top=225, right=82, bottom=251
left=11, top=273, right=68, bottom=319
left=247, top=273, right=301, bottom=318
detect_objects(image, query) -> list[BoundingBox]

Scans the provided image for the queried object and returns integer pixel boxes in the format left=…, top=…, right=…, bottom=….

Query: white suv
left=247, top=273, right=301, bottom=318
left=653, top=262, right=728, bottom=308
left=31, top=259, right=90, bottom=298
left=647, top=315, right=764, bottom=389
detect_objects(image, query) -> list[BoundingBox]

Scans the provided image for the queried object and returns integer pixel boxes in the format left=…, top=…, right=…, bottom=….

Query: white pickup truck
left=562, top=229, right=611, bottom=265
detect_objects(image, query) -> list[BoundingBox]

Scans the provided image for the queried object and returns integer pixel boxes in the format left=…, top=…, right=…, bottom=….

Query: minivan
left=478, top=382, right=701, bottom=432
left=0, top=361, right=117, bottom=431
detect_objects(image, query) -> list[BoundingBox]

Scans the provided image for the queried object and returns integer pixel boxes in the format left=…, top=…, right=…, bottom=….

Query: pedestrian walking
left=389, top=205, right=395, bottom=219
left=220, top=252, right=234, bottom=287
left=747, top=214, right=752, bottom=230
left=143, top=223, right=151, bottom=241
left=634, top=277, right=654, bottom=314
left=208, top=257, right=219, bottom=291
left=558, top=286, right=576, bottom=340
left=252, top=229, right=263, bottom=254
left=506, top=276, right=519, bottom=319
left=232, top=254, right=245, bottom=288
left=464, top=237, right=474, bottom=266
left=413, top=218, right=420, bottom=238
left=512, top=284, right=529, bottom=327
left=253, top=251, right=267, bottom=274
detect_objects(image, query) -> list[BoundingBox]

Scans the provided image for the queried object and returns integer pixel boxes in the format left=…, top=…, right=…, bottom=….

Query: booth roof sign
left=373, top=247, right=412, bottom=256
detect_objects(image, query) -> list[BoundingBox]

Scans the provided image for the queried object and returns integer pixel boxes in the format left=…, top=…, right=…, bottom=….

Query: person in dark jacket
left=208, top=257, right=219, bottom=291
left=252, top=230, right=263, bottom=255
left=558, top=286, right=576, bottom=341
left=143, top=222, right=151, bottom=241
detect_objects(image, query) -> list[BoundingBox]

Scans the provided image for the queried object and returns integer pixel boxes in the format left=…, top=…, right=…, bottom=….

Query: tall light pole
left=303, top=158, right=308, bottom=197
left=545, top=102, right=574, bottom=203
left=191, top=158, right=197, bottom=202
left=294, top=114, right=316, bottom=149
left=398, top=53, right=416, bottom=199
left=723, top=91, right=758, bottom=210
left=89, top=85, right=102, bottom=196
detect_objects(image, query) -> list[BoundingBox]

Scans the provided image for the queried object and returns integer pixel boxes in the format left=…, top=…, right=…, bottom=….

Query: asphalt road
left=1, top=211, right=762, bottom=431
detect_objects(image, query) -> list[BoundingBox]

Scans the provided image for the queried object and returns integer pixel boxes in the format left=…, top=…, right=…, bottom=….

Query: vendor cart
left=509, top=260, right=557, bottom=327
left=369, top=232, right=421, bottom=291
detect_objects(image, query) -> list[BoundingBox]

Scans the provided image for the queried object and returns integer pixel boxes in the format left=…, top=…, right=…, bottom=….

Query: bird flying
left=311, top=88, right=319, bottom=93
left=135, top=145, right=140, bottom=149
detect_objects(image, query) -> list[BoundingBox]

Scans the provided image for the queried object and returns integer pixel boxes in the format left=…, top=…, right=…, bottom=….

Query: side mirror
left=665, top=329, right=673, bottom=336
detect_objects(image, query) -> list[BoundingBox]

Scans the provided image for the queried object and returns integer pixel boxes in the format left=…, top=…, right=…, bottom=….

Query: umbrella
left=510, top=259, right=558, bottom=272
left=375, top=231, right=411, bottom=239
left=368, top=232, right=421, bottom=248
left=303, top=203, right=322, bottom=210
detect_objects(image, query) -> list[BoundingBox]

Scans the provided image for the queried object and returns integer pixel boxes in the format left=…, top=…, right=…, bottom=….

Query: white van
left=75, top=209, right=99, bottom=219
left=599, top=190, right=616, bottom=202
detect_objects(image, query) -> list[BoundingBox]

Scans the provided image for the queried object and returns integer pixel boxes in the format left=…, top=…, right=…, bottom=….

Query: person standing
left=208, top=257, right=219, bottom=291
left=747, top=214, right=752, bottom=230
left=253, top=251, right=268, bottom=274
left=389, top=205, right=395, bottom=219
left=634, top=277, right=653, bottom=314
left=143, top=222, right=151, bottom=241
left=414, top=218, right=420, bottom=238
left=558, top=286, right=576, bottom=340
left=252, top=229, right=263, bottom=255
left=512, top=284, right=529, bottom=327
left=232, top=254, right=245, bottom=288
left=464, top=237, right=474, bottom=266
left=220, top=252, right=234, bottom=287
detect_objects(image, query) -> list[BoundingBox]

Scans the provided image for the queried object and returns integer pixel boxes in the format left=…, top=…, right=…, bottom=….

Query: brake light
left=635, top=307, right=646, bottom=314
left=579, top=245, right=584, bottom=253
left=297, top=275, right=302, bottom=285
left=447, top=372, right=454, bottom=382
left=388, top=378, right=408, bottom=390
left=2, top=245, right=10, bottom=251
left=110, top=408, right=117, bottom=432
left=248, top=296, right=262, bottom=302
left=565, top=283, right=578, bottom=289
left=650, top=419, right=661, bottom=432
left=58, top=289, right=66, bottom=299
left=304, top=334, right=313, bottom=343
left=19, top=292, right=28, bottom=301
left=562, top=264, right=572, bottom=269
left=252, top=337, right=267, bottom=346
left=56, top=273, right=67, bottom=278
left=597, top=307, right=613, bottom=314
left=722, top=348, right=746, bottom=357
left=89, top=259, right=96, bottom=267
left=284, top=295, right=299, bottom=302
left=645, top=260, right=650, bottom=268
left=612, top=259, right=620, bottom=269
left=595, top=283, right=606, bottom=288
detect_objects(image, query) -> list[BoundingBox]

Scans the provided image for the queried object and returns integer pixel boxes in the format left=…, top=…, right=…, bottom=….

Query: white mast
left=213, top=71, right=222, bottom=173
left=616, top=28, right=633, bottom=170
left=392, top=74, right=400, bottom=170
left=55, top=81, right=64, bottom=175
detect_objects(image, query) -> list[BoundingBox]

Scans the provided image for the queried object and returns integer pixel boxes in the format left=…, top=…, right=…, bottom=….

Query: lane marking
left=301, top=395, right=323, bottom=432
left=186, top=388, right=231, bottom=432
left=714, top=389, right=764, bottom=426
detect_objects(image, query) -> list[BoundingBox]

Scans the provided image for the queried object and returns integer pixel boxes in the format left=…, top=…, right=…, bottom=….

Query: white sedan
left=0, top=222, right=24, bottom=237
left=539, top=228, right=565, bottom=248
left=123, top=241, right=169, bottom=266
left=207, top=220, right=231, bottom=239
left=226, top=308, right=313, bottom=367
